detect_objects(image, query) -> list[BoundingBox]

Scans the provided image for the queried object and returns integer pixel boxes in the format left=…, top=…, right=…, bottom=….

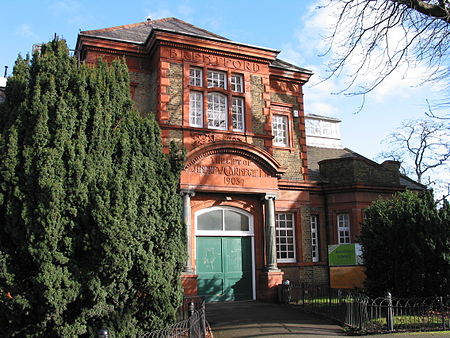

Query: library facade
left=76, top=18, right=423, bottom=301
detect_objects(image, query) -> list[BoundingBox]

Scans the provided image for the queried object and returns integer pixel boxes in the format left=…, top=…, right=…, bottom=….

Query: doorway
left=195, top=207, right=254, bottom=302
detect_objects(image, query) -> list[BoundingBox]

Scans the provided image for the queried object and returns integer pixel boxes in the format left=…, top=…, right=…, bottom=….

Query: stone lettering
left=188, top=155, right=267, bottom=179
left=233, top=60, right=242, bottom=69
left=194, top=53, right=202, bottom=62
left=167, top=48, right=261, bottom=72
left=202, top=54, right=211, bottom=64
left=224, top=177, right=242, bottom=185
left=170, top=49, right=179, bottom=58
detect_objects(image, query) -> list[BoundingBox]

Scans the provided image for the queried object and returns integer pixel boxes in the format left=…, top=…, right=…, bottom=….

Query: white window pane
left=224, top=210, right=249, bottom=231
left=207, top=70, right=226, bottom=89
left=337, top=213, right=351, bottom=244
left=272, top=115, right=289, bottom=146
left=207, top=93, right=227, bottom=130
left=275, top=213, right=296, bottom=262
left=310, top=215, right=320, bottom=262
left=232, top=97, right=245, bottom=131
left=189, top=92, right=203, bottom=127
left=198, top=210, right=222, bottom=231
left=231, top=74, right=243, bottom=92
left=189, top=67, right=202, bottom=86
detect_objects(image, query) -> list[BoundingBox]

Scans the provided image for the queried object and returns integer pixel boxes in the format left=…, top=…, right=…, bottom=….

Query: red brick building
left=76, top=18, right=423, bottom=302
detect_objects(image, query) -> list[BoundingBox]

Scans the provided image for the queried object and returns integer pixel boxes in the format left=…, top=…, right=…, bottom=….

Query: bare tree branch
left=393, top=0, right=450, bottom=23
left=321, top=0, right=450, bottom=114
left=379, top=118, right=450, bottom=191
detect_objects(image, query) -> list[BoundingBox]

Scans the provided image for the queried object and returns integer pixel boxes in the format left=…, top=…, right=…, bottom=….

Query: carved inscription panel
left=181, top=154, right=277, bottom=190
left=163, top=47, right=261, bottom=72
left=270, top=79, right=300, bottom=93
left=192, top=133, right=244, bottom=147
left=187, top=154, right=268, bottom=187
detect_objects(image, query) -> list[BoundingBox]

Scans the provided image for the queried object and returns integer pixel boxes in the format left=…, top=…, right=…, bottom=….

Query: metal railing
left=280, top=282, right=349, bottom=322
left=139, top=298, right=208, bottom=338
left=355, top=294, right=450, bottom=332
left=97, top=297, right=209, bottom=338
left=281, top=283, right=450, bottom=334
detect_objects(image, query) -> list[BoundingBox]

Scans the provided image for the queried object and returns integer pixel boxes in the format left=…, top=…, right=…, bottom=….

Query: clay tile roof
left=80, top=17, right=228, bottom=44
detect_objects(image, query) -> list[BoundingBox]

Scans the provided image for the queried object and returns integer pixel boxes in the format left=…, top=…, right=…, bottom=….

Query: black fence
left=280, top=282, right=450, bottom=334
left=97, top=297, right=209, bottom=338
left=139, top=297, right=209, bottom=338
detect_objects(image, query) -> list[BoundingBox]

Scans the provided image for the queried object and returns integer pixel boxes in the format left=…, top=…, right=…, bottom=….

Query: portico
left=180, top=141, right=286, bottom=301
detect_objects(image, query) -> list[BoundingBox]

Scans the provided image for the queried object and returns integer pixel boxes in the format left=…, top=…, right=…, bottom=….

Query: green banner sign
left=328, top=244, right=363, bottom=266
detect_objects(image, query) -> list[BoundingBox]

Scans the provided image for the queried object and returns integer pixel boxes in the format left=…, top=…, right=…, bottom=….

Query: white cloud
left=177, top=4, right=194, bottom=18
left=51, top=0, right=81, bottom=14
left=49, top=0, right=93, bottom=27
left=145, top=2, right=195, bottom=22
left=278, top=44, right=305, bottom=69
left=146, top=9, right=174, bottom=21
left=294, top=0, right=446, bottom=104
left=306, top=101, right=337, bottom=116
left=16, top=24, right=39, bottom=40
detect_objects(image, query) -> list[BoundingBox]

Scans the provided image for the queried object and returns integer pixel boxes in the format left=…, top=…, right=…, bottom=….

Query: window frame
left=187, top=66, right=246, bottom=132
left=189, top=67, right=203, bottom=87
left=275, top=212, right=296, bottom=263
left=231, top=74, right=244, bottom=92
left=232, top=96, right=245, bottom=132
left=272, top=114, right=290, bottom=147
left=207, top=70, right=227, bottom=89
left=310, top=215, right=320, bottom=263
left=337, top=213, right=351, bottom=244
left=207, top=92, right=228, bottom=130
left=189, top=91, right=203, bottom=127
left=196, top=206, right=254, bottom=237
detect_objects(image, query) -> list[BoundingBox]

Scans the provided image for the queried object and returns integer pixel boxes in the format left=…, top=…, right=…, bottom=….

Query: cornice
left=320, top=184, right=406, bottom=194
left=278, top=179, right=321, bottom=192
left=158, top=40, right=270, bottom=64
left=82, top=45, right=147, bottom=59
left=147, top=30, right=278, bottom=61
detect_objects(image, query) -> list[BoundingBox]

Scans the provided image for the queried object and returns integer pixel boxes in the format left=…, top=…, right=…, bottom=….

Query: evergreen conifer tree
left=0, top=39, right=185, bottom=337
left=360, top=190, right=450, bottom=297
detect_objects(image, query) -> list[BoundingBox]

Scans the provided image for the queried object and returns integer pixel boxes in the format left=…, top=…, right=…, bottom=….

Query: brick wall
left=300, top=205, right=312, bottom=262
left=273, top=148, right=302, bottom=180
left=129, top=71, right=154, bottom=113
left=168, top=63, right=183, bottom=126
left=168, top=129, right=183, bottom=146
left=270, top=92, right=304, bottom=181
left=281, top=265, right=328, bottom=284
left=250, top=75, right=265, bottom=135
left=270, top=92, right=298, bottom=105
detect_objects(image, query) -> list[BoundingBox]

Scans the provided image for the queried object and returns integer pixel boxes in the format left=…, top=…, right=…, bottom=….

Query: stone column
left=264, top=194, right=279, bottom=271
left=181, top=190, right=195, bottom=273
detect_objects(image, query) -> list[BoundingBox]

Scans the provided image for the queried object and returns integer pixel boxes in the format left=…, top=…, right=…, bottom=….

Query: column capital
left=263, top=193, right=277, bottom=201
left=180, top=189, right=195, bottom=197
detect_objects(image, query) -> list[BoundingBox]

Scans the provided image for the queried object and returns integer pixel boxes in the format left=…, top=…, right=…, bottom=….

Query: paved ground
left=206, top=301, right=344, bottom=337
left=205, top=301, right=450, bottom=338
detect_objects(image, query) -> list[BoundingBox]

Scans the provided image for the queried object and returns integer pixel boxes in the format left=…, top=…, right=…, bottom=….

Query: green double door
left=197, top=237, right=252, bottom=302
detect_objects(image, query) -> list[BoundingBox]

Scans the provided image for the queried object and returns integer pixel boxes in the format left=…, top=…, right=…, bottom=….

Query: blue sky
left=0, top=0, right=442, bottom=161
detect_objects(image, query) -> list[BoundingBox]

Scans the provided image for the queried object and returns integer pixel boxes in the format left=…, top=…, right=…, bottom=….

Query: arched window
left=196, top=207, right=253, bottom=236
